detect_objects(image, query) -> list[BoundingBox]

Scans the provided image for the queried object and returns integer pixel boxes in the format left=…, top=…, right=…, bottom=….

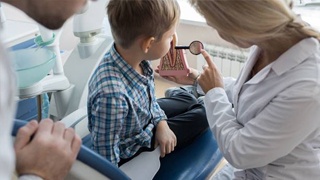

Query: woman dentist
left=160, top=0, right=320, bottom=179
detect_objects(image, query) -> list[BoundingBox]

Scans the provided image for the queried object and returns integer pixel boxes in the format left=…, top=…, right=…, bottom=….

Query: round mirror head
left=189, top=41, right=204, bottom=55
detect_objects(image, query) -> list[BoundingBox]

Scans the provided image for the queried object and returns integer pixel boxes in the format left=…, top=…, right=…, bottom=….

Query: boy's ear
left=141, top=37, right=155, bottom=53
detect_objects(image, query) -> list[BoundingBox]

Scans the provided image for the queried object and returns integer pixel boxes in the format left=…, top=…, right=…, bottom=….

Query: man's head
left=107, top=0, right=180, bottom=49
left=2, top=0, right=88, bottom=29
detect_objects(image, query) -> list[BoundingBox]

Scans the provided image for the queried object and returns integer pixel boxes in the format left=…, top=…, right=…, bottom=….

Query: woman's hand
left=198, top=50, right=224, bottom=93
left=155, top=67, right=199, bottom=85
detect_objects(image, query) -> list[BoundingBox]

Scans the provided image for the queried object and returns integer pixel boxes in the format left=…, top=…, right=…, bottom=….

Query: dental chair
left=61, top=106, right=224, bottom=180
left=11, top=119, right=130, bottom=180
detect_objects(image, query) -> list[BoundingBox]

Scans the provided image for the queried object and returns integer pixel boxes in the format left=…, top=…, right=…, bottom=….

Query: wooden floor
left=154, top=73, right=179, bottom=98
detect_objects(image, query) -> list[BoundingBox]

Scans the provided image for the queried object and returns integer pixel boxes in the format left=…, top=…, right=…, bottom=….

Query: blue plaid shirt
left=87, top=44, right=167, bottom=166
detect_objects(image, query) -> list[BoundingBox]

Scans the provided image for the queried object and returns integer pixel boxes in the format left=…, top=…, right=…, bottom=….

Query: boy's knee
left=165, top=86, right=198, bottom=104
left=165, top=85, right=197, bottom=97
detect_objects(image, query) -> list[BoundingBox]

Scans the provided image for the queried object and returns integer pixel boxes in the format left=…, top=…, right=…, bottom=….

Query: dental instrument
left=175, top=40, right=204, bottom=55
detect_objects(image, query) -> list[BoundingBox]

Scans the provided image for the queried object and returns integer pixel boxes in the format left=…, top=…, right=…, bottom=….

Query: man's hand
left=154, top=121, right=177, bottom=158
left=14, top=119, right=81, bottom=180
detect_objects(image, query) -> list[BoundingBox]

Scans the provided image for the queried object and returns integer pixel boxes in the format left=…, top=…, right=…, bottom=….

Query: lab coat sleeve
left=204, top=82, right=320, bottom=169
left=197, top=77, right=235, bottom=104
left=0, top=41, right=16, bottom=180
left=19, top=175, right=43, bottom=180
left=222, top=77, right=236, bottom=104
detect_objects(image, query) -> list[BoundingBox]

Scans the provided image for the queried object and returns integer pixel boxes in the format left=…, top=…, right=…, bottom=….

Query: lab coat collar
left=236, top=46, right=263, bottom=85
left=233, top=38, right=319, bottom=109
left=242, top=38, right=319, bottom=85
left=272, top=37, right=319, bottom=76
left=246, top=63, right=273, bottom=85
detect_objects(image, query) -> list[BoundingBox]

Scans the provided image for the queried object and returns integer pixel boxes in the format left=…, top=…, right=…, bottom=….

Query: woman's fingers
left=201, top=49, right=215, bottom=68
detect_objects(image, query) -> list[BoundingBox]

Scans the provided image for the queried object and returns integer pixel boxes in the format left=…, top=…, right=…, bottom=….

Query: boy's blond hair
left=107, top=0, right=180, bottom=49
left=190, top=0, right=320, bottom=42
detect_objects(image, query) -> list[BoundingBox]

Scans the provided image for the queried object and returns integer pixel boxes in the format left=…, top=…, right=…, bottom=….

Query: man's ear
left=141, top=37, right=155, bottom=53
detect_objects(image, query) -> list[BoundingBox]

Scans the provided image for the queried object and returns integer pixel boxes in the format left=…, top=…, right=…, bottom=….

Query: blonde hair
left=189, top=0, right=320, bottom=42
left=284, top=0, right=293, bottom=9
left=107, top=0, right=180, bottom=49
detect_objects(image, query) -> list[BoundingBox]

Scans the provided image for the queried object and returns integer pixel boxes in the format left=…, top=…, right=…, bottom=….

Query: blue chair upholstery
left=11, top=119, right=130, bottom=180
left=83, top=129, right=223, bottom=180
left=15, top=98, right=38, bottom=121
left=154, top=129, right=223, bottom=180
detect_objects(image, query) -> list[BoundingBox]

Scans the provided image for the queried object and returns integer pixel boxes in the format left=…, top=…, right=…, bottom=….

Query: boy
left=87, top=0, right=208, bottom=166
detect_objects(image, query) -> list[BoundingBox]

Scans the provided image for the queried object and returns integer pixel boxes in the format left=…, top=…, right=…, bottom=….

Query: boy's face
left=147, top=24, right=177, bottom=61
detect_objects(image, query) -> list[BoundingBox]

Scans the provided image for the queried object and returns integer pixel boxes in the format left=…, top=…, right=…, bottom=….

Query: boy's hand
left=154, top=121, right=177, bottom=157
left=155, top=66, right=199, bottom=85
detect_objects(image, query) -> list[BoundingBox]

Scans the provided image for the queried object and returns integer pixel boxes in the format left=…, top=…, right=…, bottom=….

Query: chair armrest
left=60, top=106, right=87, bottom=128
left=60, top=106, right=89, bottom=138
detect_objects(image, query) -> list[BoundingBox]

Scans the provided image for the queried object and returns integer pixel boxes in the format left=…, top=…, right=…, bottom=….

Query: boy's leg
left=165, top=103, right=209, bottom=149
left=164, top=85, right=200, bottom=98
left=157, top=88, right=209, bottom=149
left=157, top=88, right=198, bottom=118
left=119, top=89, right=199, bottom=166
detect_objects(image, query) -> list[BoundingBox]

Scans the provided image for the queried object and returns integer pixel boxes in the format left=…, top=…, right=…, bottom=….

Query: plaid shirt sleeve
left=89, top=93, right=128, bottom=165
left=149, top=79, right=167, bottom=126
left=150, top=100, right=167, bottom=126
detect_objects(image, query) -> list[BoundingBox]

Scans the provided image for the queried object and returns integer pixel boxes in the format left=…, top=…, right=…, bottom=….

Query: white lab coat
left=204, top=38, right=320, bottom=179
left=0, top=37, right=42, bottom=180
left=0, top=37, right=16, bottom=180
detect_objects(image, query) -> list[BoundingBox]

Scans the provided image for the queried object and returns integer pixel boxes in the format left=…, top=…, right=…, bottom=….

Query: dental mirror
left=175, top=40, right=204, bottom=55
